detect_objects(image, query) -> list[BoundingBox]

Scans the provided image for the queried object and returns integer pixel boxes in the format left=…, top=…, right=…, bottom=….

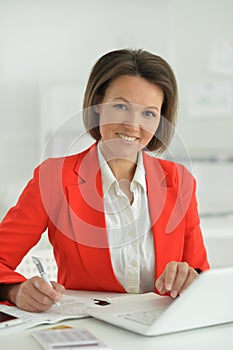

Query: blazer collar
left=73, top=142, right=168, bottom=186
left=73, top=142, right=98, bottom=181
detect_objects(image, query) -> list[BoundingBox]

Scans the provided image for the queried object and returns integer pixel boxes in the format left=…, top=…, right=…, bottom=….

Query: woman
left=0, top=49, right=209, bottom=312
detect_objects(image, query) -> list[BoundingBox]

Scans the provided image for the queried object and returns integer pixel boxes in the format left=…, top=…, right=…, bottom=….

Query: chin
left=101, top=138, right=144, bottom=160
left=111, top=146, right=141, bottom=160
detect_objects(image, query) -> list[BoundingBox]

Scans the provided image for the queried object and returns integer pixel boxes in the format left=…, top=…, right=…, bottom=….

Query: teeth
left=118, top=133, right=137, bottom=142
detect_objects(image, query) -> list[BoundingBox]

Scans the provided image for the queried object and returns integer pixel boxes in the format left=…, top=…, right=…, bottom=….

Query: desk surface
left=0, top=317, right=233, bottom=350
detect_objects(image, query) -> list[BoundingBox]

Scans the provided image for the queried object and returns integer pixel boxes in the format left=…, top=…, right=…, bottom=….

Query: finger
left=15, top=281, right=53, bottom=312
left=29, top=283, right=57, bottom=307
left=51, top=281, right=65, bottom=295
left=19, top=295, right=51, bottom=312
left=179, top=268, right=198, bottom=295
left=155, top=262, right=178, bottom=294
left=155, top=274, right=167, bottom=294
left=164, top=261, right=178, bottom=292
left=170, top=263, right=190, bottom=298
left=17, top=277, right=60, bottom=310
left=50, top=282, right=65, bottom=304
left=31, top=276, right=60, bottom=302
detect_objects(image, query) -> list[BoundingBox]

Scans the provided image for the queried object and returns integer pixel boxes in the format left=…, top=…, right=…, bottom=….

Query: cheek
left=99, top=113, right=109, bottom=135
left=142, top=118, right=160, bottom=137
left=142, top=130, right=155, bottom=145
left=99, top=109, right=116, bottom=128
left=99, top=123, right=107, bottom=137
left=99, top=123, right=114, bottom=140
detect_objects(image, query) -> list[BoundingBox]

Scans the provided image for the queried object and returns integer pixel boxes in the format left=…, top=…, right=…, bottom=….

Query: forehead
left=102, top=75, right=164, bottom=106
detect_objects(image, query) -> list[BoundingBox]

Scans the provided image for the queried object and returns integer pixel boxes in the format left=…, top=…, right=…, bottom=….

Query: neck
left=99, top=142, right=138, bottom=181
left=107, top=158, right=137, bottom=182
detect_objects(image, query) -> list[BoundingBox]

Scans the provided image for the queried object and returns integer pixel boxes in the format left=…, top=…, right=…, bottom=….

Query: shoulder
left=36, top=143, right=97, bottom=182
left=156, top=157, right=183, bottom=172
left=159, top=158, right=195, bottom=188
left=156, top=157, right=190, bottom=176
left=143, top=152, right=195, bottom=188
left=38, top=143, right=96, bottom=169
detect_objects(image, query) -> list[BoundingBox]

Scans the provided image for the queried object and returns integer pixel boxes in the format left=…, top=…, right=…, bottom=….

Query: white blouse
left=97, top=144, right=155, bottom=293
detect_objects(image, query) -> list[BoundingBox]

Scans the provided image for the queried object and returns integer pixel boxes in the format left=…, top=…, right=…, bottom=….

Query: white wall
left=0, top=0, right=171, bottom=217
left=172, top=1, right=233, bottom=154
left=0, top=0, right=233, bottom=231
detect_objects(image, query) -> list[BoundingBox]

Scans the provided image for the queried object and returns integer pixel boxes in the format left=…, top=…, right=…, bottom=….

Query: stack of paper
left=31, top=327, right=111, bottom=349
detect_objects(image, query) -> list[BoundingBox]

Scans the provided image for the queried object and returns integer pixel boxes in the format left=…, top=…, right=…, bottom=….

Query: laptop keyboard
left=116, top=306, right=168, bottom=326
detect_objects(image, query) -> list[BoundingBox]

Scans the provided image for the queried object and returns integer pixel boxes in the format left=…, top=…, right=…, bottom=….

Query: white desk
left=0, top=317, right=233, bottom=350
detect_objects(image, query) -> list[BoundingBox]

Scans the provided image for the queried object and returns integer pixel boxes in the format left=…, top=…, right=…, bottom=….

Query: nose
left=126, top=106, right=141, bottom=127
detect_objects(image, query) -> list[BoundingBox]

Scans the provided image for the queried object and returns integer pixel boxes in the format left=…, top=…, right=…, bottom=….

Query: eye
left=113, top=103, right=127, bottom=110
left=142, top=110, right=157, bottom=118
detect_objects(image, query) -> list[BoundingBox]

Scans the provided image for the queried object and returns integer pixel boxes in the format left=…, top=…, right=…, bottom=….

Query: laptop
left=87, top=267, right=233, bottom=336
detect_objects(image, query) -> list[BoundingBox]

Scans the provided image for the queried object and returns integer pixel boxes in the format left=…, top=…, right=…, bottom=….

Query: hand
left=155, top=261, right=198, bottom=298
left=7, top=276, right=65, bottom=312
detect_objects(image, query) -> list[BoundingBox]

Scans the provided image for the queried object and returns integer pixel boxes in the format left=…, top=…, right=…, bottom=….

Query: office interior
left=0, top=0, right=233, bottom=271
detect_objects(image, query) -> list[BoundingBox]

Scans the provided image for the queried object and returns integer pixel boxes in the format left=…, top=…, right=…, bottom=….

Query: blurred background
left=0, top=0, right=233, bottom=269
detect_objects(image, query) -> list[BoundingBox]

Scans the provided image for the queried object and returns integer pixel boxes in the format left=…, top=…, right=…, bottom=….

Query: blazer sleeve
left=181, top=166, right=210, bottom=271
left=0, top=164, right=49, bottom=285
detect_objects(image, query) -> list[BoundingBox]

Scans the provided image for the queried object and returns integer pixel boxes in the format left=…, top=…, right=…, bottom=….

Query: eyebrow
left=111, top=97, right=160, bottom=112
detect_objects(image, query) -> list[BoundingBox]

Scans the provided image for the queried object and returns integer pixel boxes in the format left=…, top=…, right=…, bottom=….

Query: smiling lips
left=117, top=132, right=139, bottom=142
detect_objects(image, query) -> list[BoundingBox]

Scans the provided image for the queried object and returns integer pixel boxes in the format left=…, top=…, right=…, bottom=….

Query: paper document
left=31, top=327, right=111, bottom=350
left=0, top=290, right=126, bottom=333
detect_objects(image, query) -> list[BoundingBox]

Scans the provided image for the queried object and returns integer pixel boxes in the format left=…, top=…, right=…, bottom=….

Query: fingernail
left=171, top=290, right=177, bottom=298
left=55, top=294, right=61, bottom=301
left=165, top=283, right=172, bottom=291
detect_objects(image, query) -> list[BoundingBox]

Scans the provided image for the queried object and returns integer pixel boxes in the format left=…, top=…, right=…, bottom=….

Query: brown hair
left=83, top=49, right=178, bottom=153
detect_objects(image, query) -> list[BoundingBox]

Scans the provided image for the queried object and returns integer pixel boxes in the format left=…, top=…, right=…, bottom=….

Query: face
left=96, top=75, right=164, bottom=161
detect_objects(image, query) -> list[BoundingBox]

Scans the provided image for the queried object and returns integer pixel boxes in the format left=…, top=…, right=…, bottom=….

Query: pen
left=32, top=256, right=61, bottom=308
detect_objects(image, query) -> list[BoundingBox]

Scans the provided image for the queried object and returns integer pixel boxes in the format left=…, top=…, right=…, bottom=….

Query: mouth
left=116, top=133, right=139, bottom=142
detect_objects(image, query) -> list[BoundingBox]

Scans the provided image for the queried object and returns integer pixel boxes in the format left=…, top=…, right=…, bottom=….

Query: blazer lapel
left=66, top=144, right=125, bottom=292
left=143, top=153, right=185, bottom=279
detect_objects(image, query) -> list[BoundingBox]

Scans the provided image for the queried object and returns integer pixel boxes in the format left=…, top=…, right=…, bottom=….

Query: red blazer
left=0, top=143, right=209, bottom=293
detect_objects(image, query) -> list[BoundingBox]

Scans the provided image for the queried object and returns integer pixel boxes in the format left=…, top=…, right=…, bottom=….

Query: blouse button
left=131, top=260, right=138, bottom=267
